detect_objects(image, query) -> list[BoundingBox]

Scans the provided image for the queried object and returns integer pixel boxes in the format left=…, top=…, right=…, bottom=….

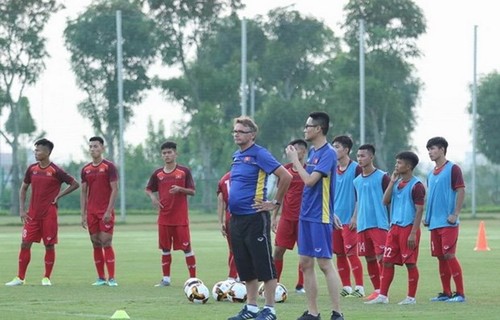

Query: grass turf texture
left=0, top=216, right=499, bottom=320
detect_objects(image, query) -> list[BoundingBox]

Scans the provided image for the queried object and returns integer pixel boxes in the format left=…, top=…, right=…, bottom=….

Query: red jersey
left=24, top=162, right=75, bottom=219
left=217, top=172, right=231, bottom=213
left=281, top=163, right=305, bottom=221
left=146, top=165, right=195, bottom=226
left=81, top=159, right=118, bottom=215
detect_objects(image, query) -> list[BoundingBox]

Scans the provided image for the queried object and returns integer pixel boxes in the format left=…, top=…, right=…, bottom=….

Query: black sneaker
left=228, top=305, right=259, bottom=320
left=330, top=311, right=344, bottom=320
left=297, top=311, right=321, bottom=320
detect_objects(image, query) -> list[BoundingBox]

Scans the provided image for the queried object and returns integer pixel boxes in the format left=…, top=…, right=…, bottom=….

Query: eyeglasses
left=304, top=124, right=319, bottom=129
left=232, top=130, right=254, bottom=134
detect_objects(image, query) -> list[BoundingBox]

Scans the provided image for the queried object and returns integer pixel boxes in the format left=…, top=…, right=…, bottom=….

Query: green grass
left=0, top=217, right=499, bottom=319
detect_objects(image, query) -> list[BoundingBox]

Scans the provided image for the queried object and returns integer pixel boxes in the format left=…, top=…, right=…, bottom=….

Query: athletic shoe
left=330, top=311, right=344, bottom=320
left=41, top=277, right=52, bottom=286
left=430, top=292, right=451, bottom=302
left=297, top=311, right=321, bottom=320
left=364, top=291, right=380, bottom=301
left=364, top=294, right=388, bottom=304
left=227, top=305, right=259, bottom=320
left=398, top=297, right=416, bottom=305
left=295, top=286, right=306, bottom=294
left=340, top=287, right=352, bottom=297
left=446, top=293, right=466, bottom=303
left=154, top=279, right=171, bottom=287
left=5, top=277, right=25, bottom=286
left=351, top=288, right=365, bottom=298
left=107, top=278, right=118, bottom=287
left=256, top=308, right=276, bottom=320
left=92, top=278, right=108, bottom=286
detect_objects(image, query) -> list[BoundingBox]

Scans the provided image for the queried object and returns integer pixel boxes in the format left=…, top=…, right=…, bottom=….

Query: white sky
left=1, top=0, right=499, bottom=167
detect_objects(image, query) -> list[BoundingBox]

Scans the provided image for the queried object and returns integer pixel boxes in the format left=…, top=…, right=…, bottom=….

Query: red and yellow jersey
left=81, top=159, right=118, bottom=215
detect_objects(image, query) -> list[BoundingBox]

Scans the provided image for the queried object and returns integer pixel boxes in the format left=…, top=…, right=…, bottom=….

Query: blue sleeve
left=257, top=148, right=281, bottom=174
left=314, top=149, right=335, bottom=177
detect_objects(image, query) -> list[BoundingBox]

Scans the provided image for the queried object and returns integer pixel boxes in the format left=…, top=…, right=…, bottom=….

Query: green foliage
left=470, top=71, right=500, bottom=165
left=5, top=97, right=36, bottom=134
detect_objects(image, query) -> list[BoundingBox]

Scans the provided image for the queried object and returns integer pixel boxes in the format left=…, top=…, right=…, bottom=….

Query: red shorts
left=430, top=227, right=459, bottom=257
left=382, top=225, right=420, bottom=265
left=23, top=206, right=58, bottom=245
left=358, top=228, right=387, bottom=257
left=333, top=225, right=358, bottom=255
left=87, top=212, right=115, bottom=235
left=158, top=225, right=192, bottom=251
left=275, top=218, right=299, bottom=250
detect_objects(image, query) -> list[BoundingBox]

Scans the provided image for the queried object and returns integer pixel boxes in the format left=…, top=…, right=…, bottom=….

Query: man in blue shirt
left=227, top=116, right=292, bottom=320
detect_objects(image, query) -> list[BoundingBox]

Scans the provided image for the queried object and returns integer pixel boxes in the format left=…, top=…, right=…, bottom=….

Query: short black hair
left=309, top=111, right=330, bottom=135
left=358, top=143, right=375, bottom=155
left=161, top=141, right=177, bottom=150
left=332, top=135, right=353, bottom=151
left=288, top=139, right=307, bottom=149
left=396, top=151, right=419, bottom=169
left=89, top=136, right=104, bottom=145
left=426, top=136, right=448, bottom=155
left=35, top=138, right=54, bottom=154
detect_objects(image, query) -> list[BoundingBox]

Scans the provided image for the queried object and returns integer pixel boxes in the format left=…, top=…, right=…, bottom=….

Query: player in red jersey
left=5, top=139, right=79, bottom=286
left=145, top=141, right=196, bottom=287
left=80, top=136, right=119, bottom=286
left=217, top=171, right=238, bottom=280
left=271, top=139, right=307, bottom=293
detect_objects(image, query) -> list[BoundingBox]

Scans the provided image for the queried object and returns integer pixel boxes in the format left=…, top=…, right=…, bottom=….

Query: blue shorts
left=298, top=220, right=333, bottom=259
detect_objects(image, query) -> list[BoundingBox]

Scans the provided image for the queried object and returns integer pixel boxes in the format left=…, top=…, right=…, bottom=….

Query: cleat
left=256, top=308, right=276, bottom=320
left=330, top=311, right=344, bottom=320
left=41, top=277, right=52, bottom=286
left=295, top=287, right=306, bottom=294
left=92, top=278, right=108, bottom=286
left=430, top=292, right=451, bottom=302
left=228, top=305, right=259, bottom=320
left=364, top=294, right=388, bottom=304
left=340, top=287, right=352, bottom=297
left=107, top=278, right=118, bottom=287
left=398, top=297, right=416, bottom=305
left=154, top=279, right=171, bottom=287
left=297, top=311, right=321, bottom=320
left=351, top=288, right=365, bottom=298
left=446, top=293, right=466, bottom=303
left=364, top=291, right=380, bottom=301
left=5, top=277, right=25, bottom=286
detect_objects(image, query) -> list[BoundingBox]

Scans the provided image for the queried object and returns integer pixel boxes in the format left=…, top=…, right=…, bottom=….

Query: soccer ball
left=185, top=282, right=210, bottom=304
left=258, top=282, right=288, bottom=303
left=227, top=282, right=247, bottom=303
left=212, top=280, right=233, bottom=301
left=184, top=277, right=203, bottom=289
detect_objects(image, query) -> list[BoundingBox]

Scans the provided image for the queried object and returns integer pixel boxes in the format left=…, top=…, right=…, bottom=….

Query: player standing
left=271, top=139, right=307, bottom=293
left=331, top=135, right=365, bottom=298
left=366, top=151, right=425, bottom=305
left=217, top=171, right=238, bottom=280
left=425, top=137, right=466, bottom=302
left=80, top=136, right=119, bottom=286
left=145, top=141, right=197, bottom=287
left=6, top=138, right=79, bottom=286
left=353, top=144, right=390, bottom=301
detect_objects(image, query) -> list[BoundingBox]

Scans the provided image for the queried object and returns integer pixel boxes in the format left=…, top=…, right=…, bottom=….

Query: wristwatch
left=271, top=199, right=281, bottom=206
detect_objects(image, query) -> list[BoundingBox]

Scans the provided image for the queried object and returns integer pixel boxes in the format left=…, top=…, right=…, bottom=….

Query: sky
left=1, top=0, right=499, bottom=167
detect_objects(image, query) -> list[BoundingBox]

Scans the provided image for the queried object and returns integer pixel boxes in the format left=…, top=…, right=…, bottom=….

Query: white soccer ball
left=258, top=282, right=288, bottom=303
left=185, top=282, right=210, bottom=304
left=227, top=281, right=247, bottom=303
left=212, top=280, right=233, bottom=301
left=184, top=277, right=203, bottom=289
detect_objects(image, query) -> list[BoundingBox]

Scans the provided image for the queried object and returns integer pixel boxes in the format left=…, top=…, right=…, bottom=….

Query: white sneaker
left=364, top=294, right=389, bottom=304
left=340, top=286, right=353, bottom=296
left=5, top=277, right=25, bottom=286
left=398, top=297, right=416, bottom=305
left=41, top=277, right=52, bottom=286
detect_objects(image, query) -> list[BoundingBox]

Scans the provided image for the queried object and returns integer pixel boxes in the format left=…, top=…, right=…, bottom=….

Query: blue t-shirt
left=229, top=144, right=281, bottom=215
left=300, top=143, right=336, bottom=224
left=335, top=161, right=359, bottom=224
left=390, top=177, right=421, bottom=227
left=353, top=169, right=389, bottom=232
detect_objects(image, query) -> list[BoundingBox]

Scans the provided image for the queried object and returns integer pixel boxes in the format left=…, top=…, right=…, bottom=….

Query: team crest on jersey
left=176, top=174, right=182, bottom=179
left=46, top=172, right=53, bottom=176
left=313, top=158, right=319, bottom=164
left=243, top=156, right=252, bottom=163
left=86, top=170, right=91, bottom=174
left=99, top=168, right=105, bottom=172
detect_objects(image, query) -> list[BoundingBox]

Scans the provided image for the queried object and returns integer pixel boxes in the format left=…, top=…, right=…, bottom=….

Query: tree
left=0, top=0, right=61, bottom=214
left=469, top=71, right=500, bottom=164
left=340, top=0, right=426, bottom=169
left=64, top=0, right=157, bottom=161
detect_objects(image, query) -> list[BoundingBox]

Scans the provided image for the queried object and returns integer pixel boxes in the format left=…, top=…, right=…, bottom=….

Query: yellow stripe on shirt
left=322, top=175, right=330, bottom=223
left=255, top=169, right=266, bottom=201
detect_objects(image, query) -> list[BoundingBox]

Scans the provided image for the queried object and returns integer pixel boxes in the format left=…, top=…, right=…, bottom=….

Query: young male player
left=217, top=171, right=238, bottom=280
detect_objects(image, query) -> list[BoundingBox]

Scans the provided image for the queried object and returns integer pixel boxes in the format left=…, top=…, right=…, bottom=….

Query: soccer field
left=0, top=217, right=498, bottom=320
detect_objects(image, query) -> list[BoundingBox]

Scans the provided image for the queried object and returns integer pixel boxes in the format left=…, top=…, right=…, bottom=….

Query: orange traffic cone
left=474, top=221, right=491, bottom=251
